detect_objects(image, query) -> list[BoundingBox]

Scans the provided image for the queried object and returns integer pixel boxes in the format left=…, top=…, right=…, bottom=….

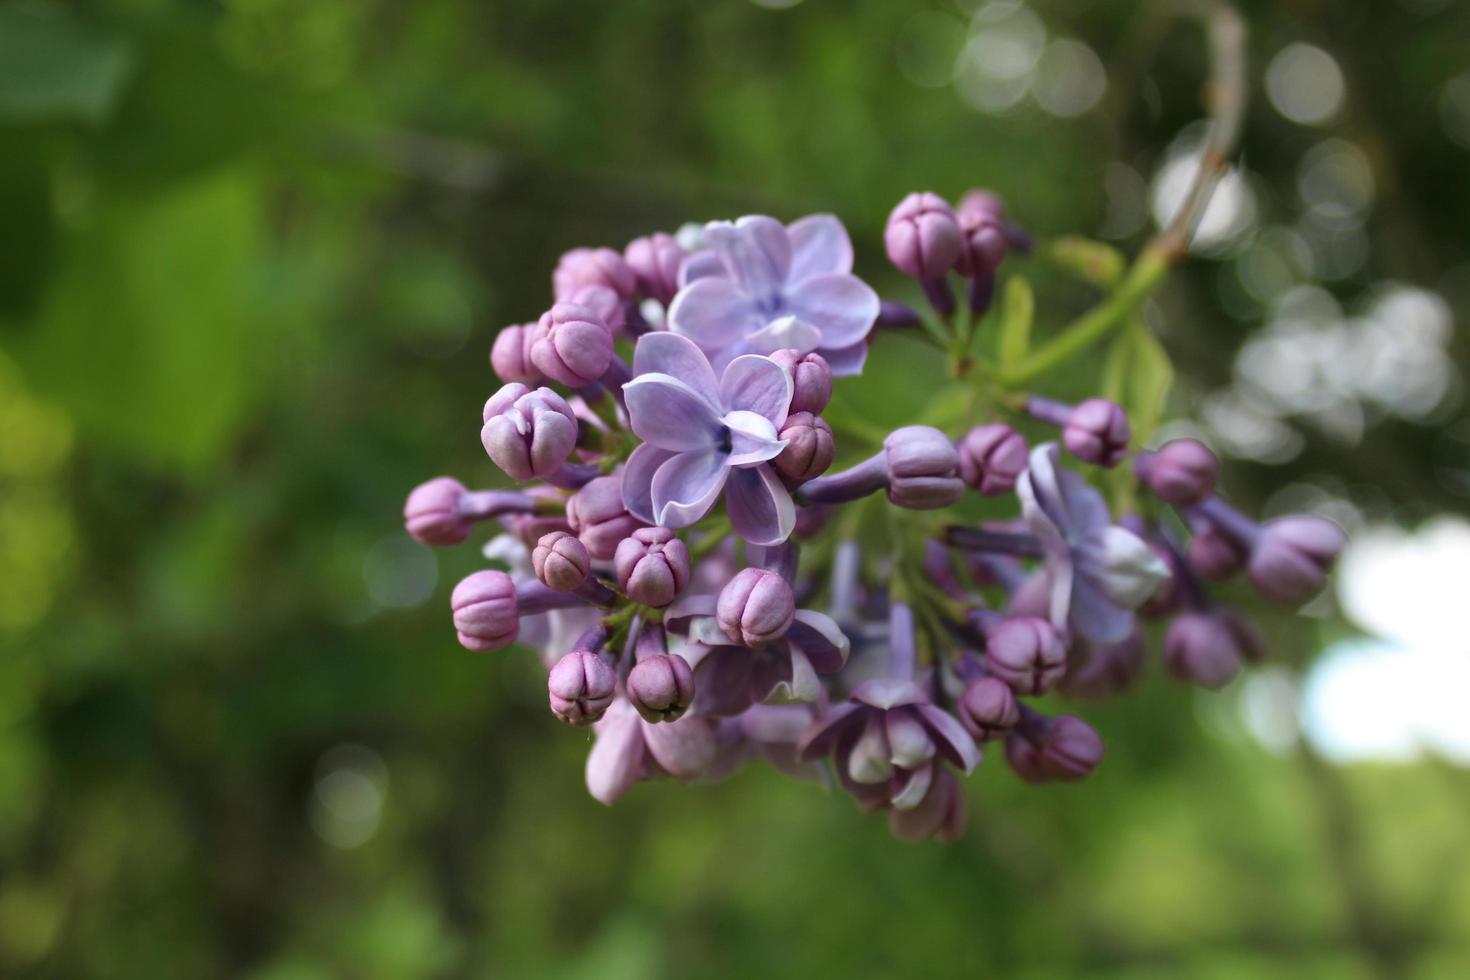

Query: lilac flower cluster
left=404, top=191, right=1344, bottom=843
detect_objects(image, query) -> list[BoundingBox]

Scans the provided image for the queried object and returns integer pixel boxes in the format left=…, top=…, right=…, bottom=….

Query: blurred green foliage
left=2, top=1, right=1469, bottom=977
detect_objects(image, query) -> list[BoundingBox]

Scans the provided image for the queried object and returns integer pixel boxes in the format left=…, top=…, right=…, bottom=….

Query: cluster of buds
left=404, top=194, right=1344, bottom=843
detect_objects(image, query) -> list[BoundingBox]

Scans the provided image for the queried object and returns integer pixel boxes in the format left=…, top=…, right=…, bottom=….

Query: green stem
left=1001, top=245, right=1170, bottom=386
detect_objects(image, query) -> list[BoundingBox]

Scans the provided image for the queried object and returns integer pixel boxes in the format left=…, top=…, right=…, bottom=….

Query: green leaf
left=1047, top=235, right=1126, bottom=288
left=996, top=275, right=1034, bottom=371
left=0, top=6, right=135, bottom=124
left=1118, top=319, right=1174, bottom=444
left=18, top=172, right=264, bottom=471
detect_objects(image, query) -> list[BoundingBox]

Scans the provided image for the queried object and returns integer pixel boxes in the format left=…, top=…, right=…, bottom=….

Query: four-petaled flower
left=1018, top=443, right=1169, bottom=645
left=670, top=215, right=880, bottom=376
left=622, top=332, right=796, bottom=545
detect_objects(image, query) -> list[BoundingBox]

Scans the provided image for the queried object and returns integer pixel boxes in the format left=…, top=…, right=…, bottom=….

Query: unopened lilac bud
left=985, top=617, right=1067, bottom=696
left=1248, top=516, right=1345, bottom=604
left=566, top=283, right=625, bottom=334
left=957, top=424, right=1028, bottom=495
left=1188, top=521, right=1247, bottom=580
left=490, top=324, right=541, bottom=384
left=1140, top=439, right=1218, bottom=506
left=1006, top=714, right=1103, bottom=783
left=1063, top=398, right=1131, bottom=468
left=552, top=246, right=635, bottom=300
left=955, top=217, right=1007, bottom=279
left=884, top=426, right=964, bottom=509
left=627, top=653, right=696, bottom=723
left=450, top=570, right=518, bottom=651
left=884, top=192, right=963, bottom=279
left=614, top=526, right=690, bottom=607
left=1039, top=716, right=1104, bottom=781
left=566, top=475, right=644, bottom=560
left=1163, top=612, right=1247, bottom=689
left=1061, top=630, right=1146, bottom=698
left=547, top=650, right=616, bottom=725
left=768, top=348, right=832, bottom=415
left=404, top=477, right=472, bottom=546
left=481, top=383, right=579, bottom=481
left=774, top=412, right=835, bottom=482
left=529, top=302, right=613, bottom=387
left=956, top=189, right=1008, bottom=229
left=717, top=567, right=796, bottom=647
left=532, top=530, right=591, bottom=592
left=624, top=233, right=685, bottom=305
left=958, top=676, right=1020, bottom=740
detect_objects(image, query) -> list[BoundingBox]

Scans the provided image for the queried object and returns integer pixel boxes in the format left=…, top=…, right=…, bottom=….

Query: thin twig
left=1152, top=0, right=1248, bottom=258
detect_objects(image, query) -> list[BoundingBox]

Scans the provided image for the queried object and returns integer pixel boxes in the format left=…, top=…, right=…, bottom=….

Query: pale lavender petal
left=847, top=714, right=894, bottom=784
left=641, top=714, right=718, bottom=778
left=914, top=704, right=982, bottom=773
left=723, top=410, right=786, bottom=466
left=786, top=610, right=851, bottom=673
left=721, top=354, right=793, bottom=427
left=668, top=276, right=762, bottom=351
left=631, top=331, right=721, bottom=402
left=850, top=678, right=928, bottom=710
left=888, top=770, right=952, bottom=840
left=886, top=708, right=937, bottom=768
left=744, top=315, right=823, bottom=356
left=624, top=374, right=723, bottom=452
left=585, top=701, right=645, bottom=805
left=1075, top=526, right=1170, bottom=609
left=787, top=213, right=854, bottom=282
left=1068, top=577, right=1136, bottom=646
left=747, top=646, right=794, bottom=705
left=797, top=702, right=867, bottom=761
left=816, top=341, right=868, bottom=378
left=783, top=273, right=880, bottom=350
left=651, top=450, right=729, bottom=528
left=890, top=760, right=934, bottom=812
left=704, top=216, right=792, bottom=297
left=621, top=443, right=676, bottom=523
left=677, top=249, right=725, bottom=287
left=724, top=464, right=796, bottom=546
left=740, top=703, right=816, bottom=744
left=776, top=645, right=820, bottom=704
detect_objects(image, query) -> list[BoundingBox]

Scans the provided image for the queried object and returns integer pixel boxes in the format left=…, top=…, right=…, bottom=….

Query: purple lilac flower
left=668, top=215, right=880, bottom=376
left=1017, top=443, right=1169, bottom=645
left=621, top=332, right=796, bottom=545
left=584, top=697, right=720, bottom=805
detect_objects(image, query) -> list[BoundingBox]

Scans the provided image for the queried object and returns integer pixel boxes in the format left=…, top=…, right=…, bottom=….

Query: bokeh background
left=3, top=0, right=1470, bottom=977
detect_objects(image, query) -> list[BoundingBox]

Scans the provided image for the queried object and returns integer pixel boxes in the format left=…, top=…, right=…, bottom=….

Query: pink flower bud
left=404, top=477, right=471, bottom=546
left=552, top=246, right=635, bottom=300
left=1141, top=439, right=1218, bottom=506
left=614, top=526, right=691, bottom=607
left=884, top=192, right=963, bottom=279
left=768, top=348, right=833, bottom=415
left=1063, top=398, right=1131, bottom=468
left=716, top=567, right=796, bottom=647
left=958, top=676, right=1020, bottom=740
left=985, top=617, right=1067, bottom=696
left=624, top=233, right=686, bottom=305
left=490, top=324, right=541, bottom=384
left=774, top=412, right=835, bottom=482
left=1005, top=715, right=1103, bottom=783
left=957, top=424, right=1028, bottom=495
left=565, top=283, right=625, bottom=334
left=567, top=475, right=644, bottom=560
left=480, top=383, right=579, bottom=481
left=532, top=530, right=591, bottom=592
left=529, top=302, right=613, bottom=387
left=1187, top=521, right=1247, bottom=580
left=627, top=653, right=696, bottom=723
left=1248, top=516, right=1345, bottom=604
left=547, top=650, right=617, bottom=725
left=1163, top=611, right=1259, bottom=689
left=450, top=570, right=518, bottom=651
left=955, top=218, right=1007, bottom=279
left=884, top=426, right=964, bottom=509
